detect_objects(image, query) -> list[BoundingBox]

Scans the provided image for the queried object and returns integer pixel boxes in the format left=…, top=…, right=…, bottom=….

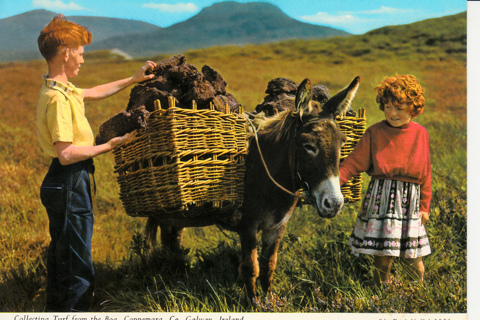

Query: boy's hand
left=132, top=61, right=157, bottom=83
left=108, top=133, right=130, bottom=150
left=420, top=211, right=429, bottom=225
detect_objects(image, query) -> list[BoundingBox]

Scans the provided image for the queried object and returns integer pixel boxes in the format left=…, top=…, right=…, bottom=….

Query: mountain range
left=0, top=9, right=160, bottom=62
left=0, top=1, right=350, bottom=62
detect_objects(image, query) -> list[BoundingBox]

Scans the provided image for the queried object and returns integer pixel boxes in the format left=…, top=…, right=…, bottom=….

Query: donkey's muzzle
left=313, top=176, right=344, bottom=218
left=317, top=193, right=344, bottom=218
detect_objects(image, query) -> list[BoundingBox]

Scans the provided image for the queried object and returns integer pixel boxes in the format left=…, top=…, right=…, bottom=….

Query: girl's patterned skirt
left=349, top=179, right=431, bottom=258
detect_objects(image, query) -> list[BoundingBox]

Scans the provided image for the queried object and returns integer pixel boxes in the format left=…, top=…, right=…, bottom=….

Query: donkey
left=145, top=76, right=361, bottom=301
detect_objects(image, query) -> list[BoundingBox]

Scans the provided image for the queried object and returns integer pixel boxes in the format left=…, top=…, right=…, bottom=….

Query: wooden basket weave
left=337, top=108, right=367, bottom=203
left=113, top=100, right=366, bottom=218
left=113, top=98, right=248, bottom=218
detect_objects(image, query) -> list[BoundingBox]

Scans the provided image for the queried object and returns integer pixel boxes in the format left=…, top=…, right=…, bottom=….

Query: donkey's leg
left=259, top=223, right=287, bottom=293
left=238, top=229, right=260, bottom=301
left=160, top=225, right=184, bottom=253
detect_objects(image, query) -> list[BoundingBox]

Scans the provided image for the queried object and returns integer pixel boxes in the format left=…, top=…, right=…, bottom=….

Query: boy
left=37, top=14, right=156, bottom=311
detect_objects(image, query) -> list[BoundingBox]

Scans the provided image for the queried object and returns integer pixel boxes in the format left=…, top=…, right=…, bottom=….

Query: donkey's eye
left=303, top=143, right=318, bottom=155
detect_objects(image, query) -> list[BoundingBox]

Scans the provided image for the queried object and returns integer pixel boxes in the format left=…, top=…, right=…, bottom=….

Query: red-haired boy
left=37, top=14, right=156, bottom=311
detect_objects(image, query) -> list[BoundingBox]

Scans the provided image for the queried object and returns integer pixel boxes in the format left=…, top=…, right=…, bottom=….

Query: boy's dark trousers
left=40, top=158, right=96, bottom=312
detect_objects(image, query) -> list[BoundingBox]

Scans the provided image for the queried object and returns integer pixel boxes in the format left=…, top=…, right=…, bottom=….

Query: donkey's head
left=294, top=77, right=360, bottom=218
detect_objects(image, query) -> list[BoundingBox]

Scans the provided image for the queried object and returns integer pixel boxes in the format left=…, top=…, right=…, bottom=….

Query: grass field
left=0, top=12, right=466, bottom=313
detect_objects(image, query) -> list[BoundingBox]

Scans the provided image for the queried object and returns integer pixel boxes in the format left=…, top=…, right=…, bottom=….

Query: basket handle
left=154, top=100, right=162, bottom=110
left=168, top=96, right=176, bottom=109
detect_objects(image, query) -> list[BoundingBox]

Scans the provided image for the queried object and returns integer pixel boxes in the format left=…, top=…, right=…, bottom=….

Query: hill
left=236, top=11, right=466, bottom=66
left=172, top=11, right=466, bottom=117
left=0, top=9, right=161, bottom=62
left=363, top=11, right=466, bottom=57
left=0, top=1, right=349, bottom=62
left=89, top=1, right=350, bottom=57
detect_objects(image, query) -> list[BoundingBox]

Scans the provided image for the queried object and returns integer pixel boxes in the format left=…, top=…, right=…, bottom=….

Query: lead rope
left=245, top=116, right=302, bottom=199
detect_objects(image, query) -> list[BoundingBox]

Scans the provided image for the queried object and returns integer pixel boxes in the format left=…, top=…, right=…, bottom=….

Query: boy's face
left=383, top=99, right=412, bottom=127
left=65, top=46, right=85, bottom=78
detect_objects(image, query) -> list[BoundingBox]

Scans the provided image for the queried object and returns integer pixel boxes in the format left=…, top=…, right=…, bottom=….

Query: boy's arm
left=54, top=134, right=129, bottom=165
left=83, top=61, right=156, bottom=101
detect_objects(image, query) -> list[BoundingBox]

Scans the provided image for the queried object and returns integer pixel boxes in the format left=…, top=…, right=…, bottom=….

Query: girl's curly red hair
left=375, top=74, right=426, bottom=118
left=38, top=14, right=92, bottom=62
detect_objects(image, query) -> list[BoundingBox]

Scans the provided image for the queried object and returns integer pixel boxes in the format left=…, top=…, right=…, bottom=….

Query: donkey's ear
left=295, top=78, right=313, bottom=119
left=322, top=76, right=360, bottom=118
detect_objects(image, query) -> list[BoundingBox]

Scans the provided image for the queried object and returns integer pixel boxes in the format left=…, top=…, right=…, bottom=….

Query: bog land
left=0, top=12, right=466, bottom=312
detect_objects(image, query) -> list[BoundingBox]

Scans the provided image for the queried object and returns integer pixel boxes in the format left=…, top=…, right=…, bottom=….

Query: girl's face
left=383, top=99, right=412, bottom=127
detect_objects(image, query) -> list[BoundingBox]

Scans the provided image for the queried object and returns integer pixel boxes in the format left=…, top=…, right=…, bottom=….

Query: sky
left=0, top=0, right=467, bottom=34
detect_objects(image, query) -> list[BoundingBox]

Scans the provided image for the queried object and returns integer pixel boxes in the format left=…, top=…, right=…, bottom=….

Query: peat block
left=255, top=77, right=331, bottom=116
left=95, top=55, right=240, bottom=144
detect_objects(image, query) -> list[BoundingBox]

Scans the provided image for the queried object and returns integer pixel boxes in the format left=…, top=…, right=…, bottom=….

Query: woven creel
left=337, top=108, right=367, bottom=203
left=113, top=98, right=248, bottom=218
left=113, top=100, right=366, bottom=218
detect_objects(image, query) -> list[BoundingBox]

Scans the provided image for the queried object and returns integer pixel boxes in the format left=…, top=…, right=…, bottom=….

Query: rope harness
left=245, top=115, right=316, bottom=204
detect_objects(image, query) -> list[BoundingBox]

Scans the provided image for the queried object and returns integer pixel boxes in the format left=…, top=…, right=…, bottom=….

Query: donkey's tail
left=145, top=217, right=159, bottom=246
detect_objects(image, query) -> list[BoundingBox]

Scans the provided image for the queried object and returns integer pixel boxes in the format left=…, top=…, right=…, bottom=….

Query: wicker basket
left=113, top=101, right=366, bottom=218
left=113, top=98, right=248, bottom=218
left=337, top=108, right=367, bottom=202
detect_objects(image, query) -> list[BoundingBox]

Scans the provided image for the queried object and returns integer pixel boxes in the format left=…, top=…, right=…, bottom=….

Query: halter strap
left=246, top=116, right=303, bottom=199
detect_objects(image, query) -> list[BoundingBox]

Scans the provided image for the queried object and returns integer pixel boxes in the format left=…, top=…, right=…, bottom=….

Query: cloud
left=32, top=0, right=86, bottom=11
left=301, top=6, right=415, bottom=25
left=346, top=6, right=413, bottom=15
left=143, top=3, right=199, bottom=13
left=301, top=12, right=360, bottom=25
left=300, top=6, right=417, bottom=32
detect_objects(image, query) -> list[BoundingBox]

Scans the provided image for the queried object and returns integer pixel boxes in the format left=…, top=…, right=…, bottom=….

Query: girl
left=340, top=74, right=431, bottom=285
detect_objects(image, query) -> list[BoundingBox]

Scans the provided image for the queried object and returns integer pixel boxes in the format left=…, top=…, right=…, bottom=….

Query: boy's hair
left=38, top=14, right=92, bottom=62
left=375, top=74, right=425, bottom=118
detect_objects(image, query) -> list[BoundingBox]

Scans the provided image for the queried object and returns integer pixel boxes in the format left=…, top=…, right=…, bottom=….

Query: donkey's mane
left=260, top=110, right=298, bottom=143
left=256, top=109, right=328, bottom=143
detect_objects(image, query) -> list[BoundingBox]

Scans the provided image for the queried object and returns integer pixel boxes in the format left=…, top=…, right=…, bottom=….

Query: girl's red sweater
left=340, top=120, right=432, bottom=213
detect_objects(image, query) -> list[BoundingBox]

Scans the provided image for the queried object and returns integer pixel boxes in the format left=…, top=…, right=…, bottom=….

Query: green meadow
left=0, top=12, right=466, bottom=312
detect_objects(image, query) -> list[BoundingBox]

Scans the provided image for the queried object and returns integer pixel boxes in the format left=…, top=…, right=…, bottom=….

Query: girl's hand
left=132, top=61, right=157, bottom=83
left=420, top=211, right=429, bottom=225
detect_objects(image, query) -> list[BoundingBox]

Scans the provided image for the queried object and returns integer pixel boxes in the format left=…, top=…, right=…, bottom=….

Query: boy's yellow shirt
left=37, top=76, right=94, bottom=158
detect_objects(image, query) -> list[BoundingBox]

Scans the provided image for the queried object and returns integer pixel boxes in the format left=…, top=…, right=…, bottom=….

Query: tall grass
left=0, top=15, right=466, bottom=312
